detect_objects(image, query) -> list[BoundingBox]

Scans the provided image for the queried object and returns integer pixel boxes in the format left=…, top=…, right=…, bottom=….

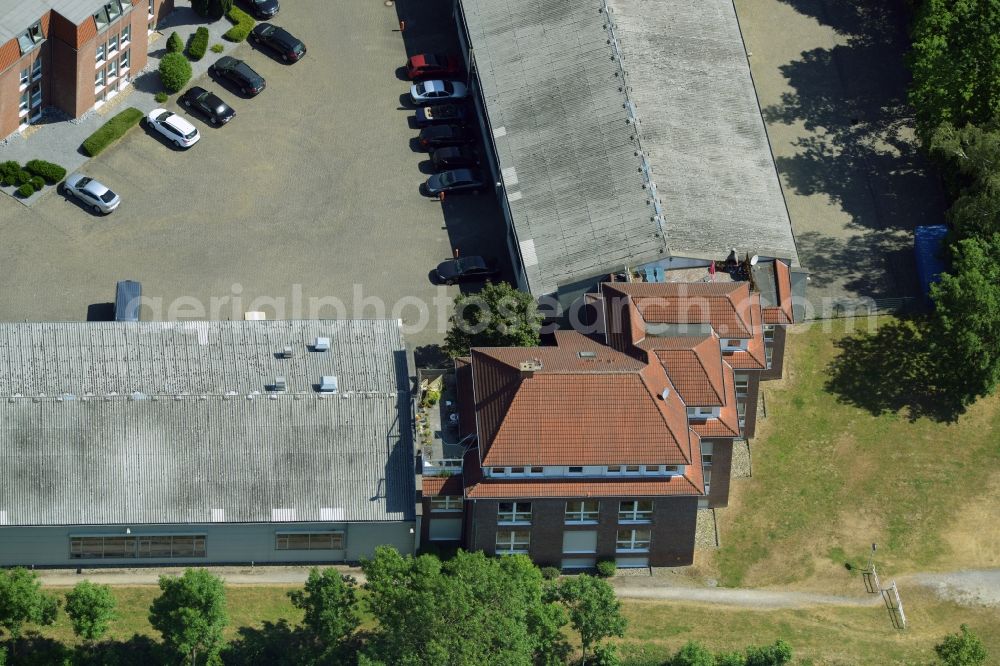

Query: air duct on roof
left=319, top=376, right=338, bottom=393
left=313, top=337, right=330, bottom=352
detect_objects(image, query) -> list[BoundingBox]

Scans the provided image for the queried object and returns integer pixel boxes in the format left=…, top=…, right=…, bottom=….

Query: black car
left=435, top=256, right=500, bottom=285
left=180, top=87, right=235, bottom=125
left=246, top=0, right=279, bottom=19
left=415, top=103, right=468, bottom=127
left=209, top=56, right=265, bottom=96
left=251, top=23, right=306, bottom=62
left=417, top=124, right=473, bottom=150
left=421, top=169, right=486, bottom=196
left=431, top=146, right=479, bottom=170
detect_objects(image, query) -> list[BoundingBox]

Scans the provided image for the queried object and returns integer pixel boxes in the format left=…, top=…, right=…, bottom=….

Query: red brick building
left=0, top=0, right=173, bottom=139
left=420, top=259, right=802, bottom=569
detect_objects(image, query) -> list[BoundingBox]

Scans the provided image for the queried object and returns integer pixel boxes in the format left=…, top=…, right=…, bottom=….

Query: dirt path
left=907, top=570, right=1000, bottom=609
left=611, top=579, right=880, bottom=609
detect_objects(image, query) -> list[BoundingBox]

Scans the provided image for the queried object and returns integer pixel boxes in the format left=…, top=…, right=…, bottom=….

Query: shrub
left=15, top=170, right=32, bottom=186
left=16, top=183, right=35, bottom=198
left=154, top=91, right=169, bottom=103
left=191, top=0, right=210, bottom=18
left=595, top=560, right=616, bottom=578
left=187, top=26, right=209, bottom=61
left=29, top=176, right=44, bottom=191
left=159, top=52, right=192, bottom=93
left=540, top=567, right=560, bottom=581
left=0, top=160, right=20, bottom=182
left=211, top=43, right=224, bottom=53
left=25, top=159, right=66, bottom=184
left=223, top=6, right=255, bottom=42
left=166, top=31, right=183, bottom=54
left=81, top=107, right=144, bottom=157
left=209, top=0, right=233, bottom=19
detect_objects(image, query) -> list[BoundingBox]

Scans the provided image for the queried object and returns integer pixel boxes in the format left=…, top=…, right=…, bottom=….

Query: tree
left=149, top=569, right=227, bottom=666
left=928, top=122, right=1000, bottom=239
left=159, top=52, right=192, bottom=93
left=744, top=639, right=793, bottom=666
left=670, top=641, right=715, bottom=666
left=0, top=568, right=59, bottom=651
left=191, top=0, right=210, bottom=17
left=908, top=0, right=1000, bottom=142
left=935, top=624, right=988, bottom=666
left=208, top=0, right=233, bottom=19
left=553, top=575, right=626, bottom=665
left=65, top=581, right=117, bottom=642
left=930, top=233, right=1000, bottom=403
left=288, top=568, right=360, bottom=659
left=443, top=281, right=543, bottom=357
left=361, top=547, right=568, bottom=666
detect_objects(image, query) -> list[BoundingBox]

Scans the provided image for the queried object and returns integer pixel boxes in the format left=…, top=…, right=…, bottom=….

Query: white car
left=146, top=108, right=201, bottom=148
left=410, top=80, right=467, bottom=104
left=63, top=173, right=121, bottom=214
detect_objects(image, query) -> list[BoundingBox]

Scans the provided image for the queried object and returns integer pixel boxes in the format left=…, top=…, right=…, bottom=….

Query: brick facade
left=705, top=438, right=733, bottom=509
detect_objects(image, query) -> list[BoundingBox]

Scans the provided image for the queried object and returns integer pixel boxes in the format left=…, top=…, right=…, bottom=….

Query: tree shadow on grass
left=221, top=620, right=304, bottom=666
left=824, top=318, right=967, bottom=422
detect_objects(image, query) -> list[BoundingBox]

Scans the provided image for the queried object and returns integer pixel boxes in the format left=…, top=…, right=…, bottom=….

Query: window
left=29, top=84, right=41, bottom=109
left=96, top=43, right=106, bottom=64
left=107, top=59, right=118, bottom=81
left=687, top=406, right=715, bottom=419
left=121, top=24, right=131, bottom=44
left=120, top=50, right=130, bottom=71
left=17, top=23, right=43, bottom=55
left=563, top=530, right=598, bottom=554
left=95, top=9, right=110, bottom=31
left=624, top=465, right=640, bottom=474
left=704, top=466, right=712, bottom=491
left=429, top=496, right=462, bottom=512
left=616, top=528, right=651, bottom=552
left=95, top=69, right=106, bottom=89
left=71, top=535, right=206, bottom=559
left=31, top=58, right=41, bottom=81
left=530, top=466, right=543, bottom=474
left=737, top=401, right=746, bottom=428
left=20, top=68, right=29, bottom=88
left=496, top=530, right=530, bottom=555
left=568, top=466, right=583, bottom=475
left=763, top=325, right=775, bottom=343
left=735, top=374, right=749, bottom=397
left=765, top=345, right=774, bottom=370
left=149, top=0, right=155, bottom=17
left=108, top=34, right=119, bottom=55
left=106, top=1, right=123, bottom=23
left=619, top=500, right=653, bottom=523
left=665, top=465, right=680, bottom=473
left=19, top=91, right=28, bottom=114
left=643, top=465, right=659, bottom=473
left=607, top=465, right=622, bottom=474
left=498, top=501, right=532, bottom=524
left=275, top=532, right=344, bottom=550
left=726, top=339, right=740, bottom=347
left=565, top=500, right=599, bottom=523
left=510, top=467, right=524, bottom=475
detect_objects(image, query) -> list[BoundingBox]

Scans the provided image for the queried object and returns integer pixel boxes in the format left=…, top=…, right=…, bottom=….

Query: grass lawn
left=704, top=317, right=1000, bottom=589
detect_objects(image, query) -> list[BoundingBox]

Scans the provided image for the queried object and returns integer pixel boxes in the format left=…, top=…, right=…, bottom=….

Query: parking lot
left=0, top=0, right=507, bottom=348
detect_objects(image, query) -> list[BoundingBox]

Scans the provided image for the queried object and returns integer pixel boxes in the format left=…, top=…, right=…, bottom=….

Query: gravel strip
left=695, top=508, right=719, bottom=549
left=731, top=439, right=752, bottom=478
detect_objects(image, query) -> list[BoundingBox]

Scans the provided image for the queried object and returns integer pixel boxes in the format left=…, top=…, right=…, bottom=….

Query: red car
left=406, top=53, right=462, bottom=80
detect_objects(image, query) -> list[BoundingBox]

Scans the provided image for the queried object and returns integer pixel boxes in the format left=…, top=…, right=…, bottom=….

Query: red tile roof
left=725, top=293, right=766, bottom=370
left=604, top=282, right=756, bottom=339
left=763, top=259, right=794, bottom=325
left=469, top=332, right=695, bottom=468
left=422, top=475, right=464, bottom=497
left=689, top=360, right=740, bottom=438
left=643, top=335, right=726, bottom=406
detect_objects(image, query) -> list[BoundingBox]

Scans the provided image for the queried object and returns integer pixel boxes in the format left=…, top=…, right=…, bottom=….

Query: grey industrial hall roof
left=0, top=320, right=415, bottom=527
left=459, top=0, right=799, bottom=296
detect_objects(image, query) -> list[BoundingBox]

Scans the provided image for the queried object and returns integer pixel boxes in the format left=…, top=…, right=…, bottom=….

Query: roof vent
left=661, top=387, right=670, bottom=401
left=319, top=376, right=338, bottom=393
left=271, top=376, right=287, bottom=392
left=519, top=359, right=543, bottom=378
left=313, top=337, right=330, bottom=352
left=277, top=346, right=293, bottom=359
left=578, top=351, right=597, bottom=359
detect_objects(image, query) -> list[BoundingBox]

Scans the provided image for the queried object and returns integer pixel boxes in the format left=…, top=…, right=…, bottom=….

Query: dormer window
left=687, top=406, right=717, bottom=419
left=722, top=338, right=748, bottom=351
left=568, top=466, right=583, bottom=475
left=17, top=22, right=44, bottom=55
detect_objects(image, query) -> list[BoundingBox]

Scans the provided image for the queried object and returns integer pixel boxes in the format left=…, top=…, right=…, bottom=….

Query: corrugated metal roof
left=0, top=321, right=415, bottom=526
left=459, top=0, right=798, bottom=296
left=0, top=0, right=49, bottom=43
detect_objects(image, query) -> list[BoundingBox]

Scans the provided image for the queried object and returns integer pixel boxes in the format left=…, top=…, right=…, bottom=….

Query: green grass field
left=707, top=317, right=1000, bottom=589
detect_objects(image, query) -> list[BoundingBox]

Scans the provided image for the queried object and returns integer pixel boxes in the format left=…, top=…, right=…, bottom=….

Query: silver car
left=63, top=173, right=121, bottom=214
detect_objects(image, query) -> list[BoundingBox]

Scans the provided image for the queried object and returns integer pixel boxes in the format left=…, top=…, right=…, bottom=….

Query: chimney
left=518, top=359, right=543, bottom=378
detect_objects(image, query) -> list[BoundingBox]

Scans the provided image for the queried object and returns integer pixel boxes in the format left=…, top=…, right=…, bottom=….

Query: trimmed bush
left=15, top=170, right=31, bottom=186
left=16, top=183, right=35, bottom=198
left=223, top=6, right=255, bottom=42
left=211, top=43, right=224, bottom=54
left=159, top=52, right=192, bottom=93
left=595, top=559, right=616, bottom=578
left=166, top=31, right=183, bottom=54
left=81, top=107, right=144, bottom=157
left=29, top=176, right=44, bottom=191
left=187, top=26, right=209, bottom=61
left=540, top=566, right=560, bottom=581
left=209, top=0, right=233, bottom=20
left=154, top=91, right=169, bottom=103
left=25, top=159, right=66, bottom=184
left=191, top=0, right=210, bottom=18
left=0, top=160, right=20, bottom=182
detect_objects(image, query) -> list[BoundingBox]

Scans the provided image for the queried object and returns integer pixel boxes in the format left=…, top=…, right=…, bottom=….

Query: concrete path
left=0, top=7, right=245, bottom=206
left=909, top=570, right=1000, bottom=609
left=612, top=580, right=881, bottom=609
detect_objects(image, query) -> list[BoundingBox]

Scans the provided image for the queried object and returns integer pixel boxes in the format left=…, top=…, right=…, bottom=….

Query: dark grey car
left=180, top=86, right=235, bottom=125
left=209, top=56, right=266, bottom=96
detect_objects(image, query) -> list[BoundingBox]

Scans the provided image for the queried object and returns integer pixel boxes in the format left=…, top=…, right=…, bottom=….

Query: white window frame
left=275, top=532, right=344, bottom=551
left=108, top=33, right=119, bottom=55
left=616, top=528, right=651, bottom=553
left=17, top=22, right=44, bottom=55
left=19, top=90, right=29, bottom=115
left=735, top=374, right=749, bottom=398
left=618, top=500, right=653, bottom=523
left=28, top=83, right=41, bottom=110
left=120, top=49, right=130, bottom=73
left=96, top=43, right=106, bottom=65
left=765, top=345, right=774, bottom=370
left=763, top=325, right=775, bottom=343
left=429, top=496, right=462, bottom=512
left=495, top=529, right=530, bottom=555
left=19, top=68, right=29, bottom=89
left=498, top=501, right=532, bottom=525
left=31, top=58, right=41, bottom=81
left=95, top=68, right=106, bottom=91
left=565, top=500, right=599, bottom=524
left=107, top=58, right=118, bottom=82
left=148, top=0, right=155, bottom=18
left=121, top=24, right=131, bottom=45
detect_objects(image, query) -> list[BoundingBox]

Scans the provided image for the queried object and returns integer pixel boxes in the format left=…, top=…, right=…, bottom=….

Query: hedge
left=187, top=26, right=209, bottom=61
left=29, top=176, right=44, bottom=191
left=15, top=170, right=31, bottom=186
left=159, top=52, right=192, bottom=93
left=25, top=159, right=66, bottom=184
left=223, top=6, right=255, bottom=42
left=166, top=31, right=183, bottom=54
left=81, top=107, right=144, bottom=157
left=16, top=183, right=35, bottom=198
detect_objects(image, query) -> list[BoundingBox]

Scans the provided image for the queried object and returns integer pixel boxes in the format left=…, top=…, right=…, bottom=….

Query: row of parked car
left=404, top=53, right=500, bottom=285
left=63, top=20, right=306, bottom=215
